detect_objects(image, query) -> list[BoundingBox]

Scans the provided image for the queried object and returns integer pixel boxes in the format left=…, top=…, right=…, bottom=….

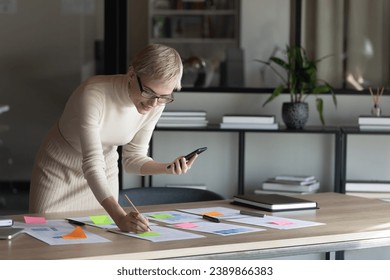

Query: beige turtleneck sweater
left=29, top=74, right=164, bottom=212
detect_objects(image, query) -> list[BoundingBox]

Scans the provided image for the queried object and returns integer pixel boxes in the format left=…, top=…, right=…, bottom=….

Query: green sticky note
left=138, top=231, right=160, bottom=237
left=150, top=213, right=174, bottom=219
left=90, top=215, right=113, bottom=225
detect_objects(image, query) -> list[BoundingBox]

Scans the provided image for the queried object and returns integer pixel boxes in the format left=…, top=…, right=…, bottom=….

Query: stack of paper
left=256, top=174, right=320, bottom=195
left=157, top=110, right=208, bottom=128
left=219, top=114, right=278, bottom=130
left=358, top=116, right=390, bottom=131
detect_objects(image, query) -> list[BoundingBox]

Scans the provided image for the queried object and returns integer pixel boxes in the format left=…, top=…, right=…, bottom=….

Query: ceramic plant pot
left=282, top=102, right=309, bottom=129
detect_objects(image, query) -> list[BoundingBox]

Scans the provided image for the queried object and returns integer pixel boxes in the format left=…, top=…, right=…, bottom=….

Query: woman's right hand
left=117, top=211, right=151, bottom=233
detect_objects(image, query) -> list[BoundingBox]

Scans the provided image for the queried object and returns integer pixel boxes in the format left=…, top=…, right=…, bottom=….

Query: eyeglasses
left=136, top=75, right=174, bottom=104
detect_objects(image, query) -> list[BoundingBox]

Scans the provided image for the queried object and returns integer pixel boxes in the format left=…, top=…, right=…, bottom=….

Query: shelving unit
left=148, top=0, right=241, bottom=87
left=149, top=0, right=239, bottom=43
left=147, top=124, right=342, bottom=195
left=145, top=124, right=390, bottom=196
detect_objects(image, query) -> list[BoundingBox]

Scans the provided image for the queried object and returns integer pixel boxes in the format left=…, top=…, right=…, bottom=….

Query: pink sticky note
left=174, top=222, right=198, bottom=229
left=24, top=216, right=46, bottom=224
left=271, top=220, right=294, bottom=226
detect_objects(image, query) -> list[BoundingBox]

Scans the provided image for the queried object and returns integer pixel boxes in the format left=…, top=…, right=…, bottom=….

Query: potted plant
left=255, top=45, right=337, bottom=129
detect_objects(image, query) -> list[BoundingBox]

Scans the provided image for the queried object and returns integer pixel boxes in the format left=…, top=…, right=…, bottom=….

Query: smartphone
left=168, top=147, right=207, bottom=169
left=0, top=228, right=24, bottom=240
left=184, top=147, right=208, bottom=160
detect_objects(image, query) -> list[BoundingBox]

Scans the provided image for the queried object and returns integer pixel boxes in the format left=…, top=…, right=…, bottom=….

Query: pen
left=202, top=214, right=220, bottom=223
left=124, top=194, right=152, bottom=231
left=240, top=210, right=266, bottom=218
left=66, top=218, right=85, bottom=226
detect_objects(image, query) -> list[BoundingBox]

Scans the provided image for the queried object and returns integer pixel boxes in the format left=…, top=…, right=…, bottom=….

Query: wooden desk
left=2, top=193, right=390, bottom=260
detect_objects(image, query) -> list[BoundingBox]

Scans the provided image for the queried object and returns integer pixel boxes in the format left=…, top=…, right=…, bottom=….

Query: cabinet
left=148, top=0, right=241, bottom=87
left=147, top=125, right=342, bottom=196
left=146, top=124, right=390, bottom=196
left=340, top=126, right=390, bottom=194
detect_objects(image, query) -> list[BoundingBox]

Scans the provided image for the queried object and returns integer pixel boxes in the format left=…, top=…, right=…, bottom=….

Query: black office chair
left=118, top=187, right=225, bottom=207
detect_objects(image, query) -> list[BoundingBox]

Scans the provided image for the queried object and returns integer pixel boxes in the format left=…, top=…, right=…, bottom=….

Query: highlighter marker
left=202, top=215, right=220, bottom=223
left=240, top=210, right=266, bottom=218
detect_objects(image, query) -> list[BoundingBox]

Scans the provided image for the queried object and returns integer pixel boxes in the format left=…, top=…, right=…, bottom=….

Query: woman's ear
left=127, top=66, right=135, bottom=78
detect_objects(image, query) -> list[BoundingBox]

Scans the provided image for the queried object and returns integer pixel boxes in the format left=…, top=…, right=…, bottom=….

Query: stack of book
left=219, top=114, right=278, bottom=130
left=358, top=116, right=390, bottom=131
left=255, top=174, right=320, bottom=195
left=345, top=180, right=390, bottom=201
left=157, top=111, right=208, bottom=128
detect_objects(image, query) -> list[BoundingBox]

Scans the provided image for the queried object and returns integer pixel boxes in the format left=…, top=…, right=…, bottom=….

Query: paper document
left=228, top=215, right=324, bottom=230
left=14, top=220, right=111, bottom=245
left=66, top=215, right=118, bottom=229
left=177, top=206, right=242, bottom=219
left=109, top=225, right=205, bottom=242
left=172, top=221, right=265, bottom=236
left=143, top=210, right=201, bottom=224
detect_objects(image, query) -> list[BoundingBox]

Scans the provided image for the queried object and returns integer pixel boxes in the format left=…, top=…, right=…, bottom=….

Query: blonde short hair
left=130, top=44, right=183, bottom=90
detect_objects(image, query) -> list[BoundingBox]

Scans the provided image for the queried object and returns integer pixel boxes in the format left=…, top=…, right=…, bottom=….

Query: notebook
left=232, top=194, right=319, bottom=212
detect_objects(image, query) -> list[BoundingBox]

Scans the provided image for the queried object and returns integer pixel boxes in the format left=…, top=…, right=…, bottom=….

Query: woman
left=29, top=44, right=197, bottom=233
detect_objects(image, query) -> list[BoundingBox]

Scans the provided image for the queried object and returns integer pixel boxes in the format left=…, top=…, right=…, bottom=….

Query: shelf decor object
left=369, top=87, right=384, bottom=117
left=255, top=45, right=337, bottom=129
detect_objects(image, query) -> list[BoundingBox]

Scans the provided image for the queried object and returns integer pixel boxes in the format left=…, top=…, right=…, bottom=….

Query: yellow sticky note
left=150, top=213, right=174, bottom=219
left=62, top=226, right=87, bottom=239
left=90, top=215, right=113, bottom=225
left=138, top=231, right=160, bottom=237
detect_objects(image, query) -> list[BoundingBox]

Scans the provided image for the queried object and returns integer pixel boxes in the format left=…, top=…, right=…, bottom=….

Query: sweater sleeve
left=122, top=106, right=164, bottom=174
left=78, top=88, right=113, bottom=203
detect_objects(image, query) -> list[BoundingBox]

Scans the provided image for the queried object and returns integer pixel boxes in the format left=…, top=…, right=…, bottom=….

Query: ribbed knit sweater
left=29, top=75, right=164, bottom=212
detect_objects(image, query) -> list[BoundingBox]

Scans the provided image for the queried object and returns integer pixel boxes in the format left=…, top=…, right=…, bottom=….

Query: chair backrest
left=118, top=187, right=225, bottom=207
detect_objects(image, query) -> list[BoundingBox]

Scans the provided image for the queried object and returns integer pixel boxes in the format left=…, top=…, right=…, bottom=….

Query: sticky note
left=174, top=222, right=198, bottom=229
left=271, top=220, right=294, bottom=226
left=137, top=231, right=160, bottom=237
left=202, top=211, right=223, bottom=217
left=150, top=213, right=174, bottom=219
left=62, top=226, right=87, bottom=239
left=24, top=216, right=46, bottom=224
left=90, top=215, right=113, bottom=225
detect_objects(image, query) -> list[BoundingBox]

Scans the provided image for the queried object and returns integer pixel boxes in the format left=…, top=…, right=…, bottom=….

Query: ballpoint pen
left=125, top=194, right=152, bottom=231
left=240, top=210, right=266, bottom=218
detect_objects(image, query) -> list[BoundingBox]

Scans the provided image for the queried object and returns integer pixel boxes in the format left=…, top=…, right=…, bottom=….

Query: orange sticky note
left=62, top=226, right=87, bottom=239
left=24, top=216, right=46, bottom=224
left=202, top=211, right=223, bottom=217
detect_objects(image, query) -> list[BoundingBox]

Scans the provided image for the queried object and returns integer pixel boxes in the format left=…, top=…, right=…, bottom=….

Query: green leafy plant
left=255, top=45, right=337, bottom=125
